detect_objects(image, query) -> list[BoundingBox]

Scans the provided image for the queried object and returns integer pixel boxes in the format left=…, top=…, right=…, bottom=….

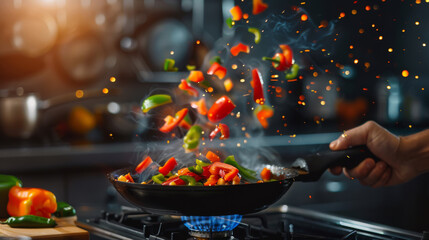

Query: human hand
left=329, top=121, right=420, bottom=187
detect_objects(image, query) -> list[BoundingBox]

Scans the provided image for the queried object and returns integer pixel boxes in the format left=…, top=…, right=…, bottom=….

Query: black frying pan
left=108, top=145, right=377, bottom=216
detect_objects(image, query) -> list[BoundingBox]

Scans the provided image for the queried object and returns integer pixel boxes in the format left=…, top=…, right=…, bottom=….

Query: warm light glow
left=102, top=88, right=109, bottom=94
left=170, top=51, right=174, bottom=55
left=351, top=9, right=357, bottom=15
left=388, top=48, right=393, bottom=52
left=402, top=70, right=409, bottom=77
left=196, top=40, right=200, bottom=44
left=320, top=101, right=326, bottom=105
left=354, top=59, right=359, bottom=64
left=379, top=36, right=383, bottom=40
left=301, top=14, right=308, bottom=21
left=75, top=90, right=84, bottom=98
left=110, top=77, right=116, bottom=82
left=232, top=64, right=238, bottom=70
left=365, top=5, right=371, bottom=11
left=387, top=85, right=391, bottom=90
left=415, top=21, right=420, bottom=25
left=359, top=28, right=364, bottom=34
left=340, top=12, right=346, bottom=18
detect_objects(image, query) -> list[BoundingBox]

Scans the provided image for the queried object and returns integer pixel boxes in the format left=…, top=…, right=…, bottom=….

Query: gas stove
left=77, top=205, right=424, bottom=240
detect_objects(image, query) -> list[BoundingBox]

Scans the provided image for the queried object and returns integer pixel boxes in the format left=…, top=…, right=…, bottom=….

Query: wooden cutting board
left=0, top=223, right=89, bottom=240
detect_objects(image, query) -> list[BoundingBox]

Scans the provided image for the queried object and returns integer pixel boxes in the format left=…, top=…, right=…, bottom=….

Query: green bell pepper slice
left=179, top=175, right=203, bottom=186
left=164, top=58, right=178, bottom=72
left=248, top=27, right=261, bottom=44
left=196, top=159, right=211, bottom=167
left=142, top=94, right=172, bottom=113
left=188, top=165, right=203, bottom=175
left=152, top=174, right=166, bottom=184
left=285, top=64, right=299, bottom=80
left=226, top=18, right=233, bottom=28
left=183, top=125, right=202, bottom=150
left=53, top=201, right=76, bottom=218
left=224, top=155, right=258, bottom=181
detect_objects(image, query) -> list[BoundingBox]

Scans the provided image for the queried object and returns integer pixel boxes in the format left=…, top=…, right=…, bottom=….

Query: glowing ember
left=402, top=70, right=409, bottom=77
left=102, top=88, right=109, bottom=94
left=110, top=77, right=116, bottom=82
left=75, top=90, right=84, bottom=98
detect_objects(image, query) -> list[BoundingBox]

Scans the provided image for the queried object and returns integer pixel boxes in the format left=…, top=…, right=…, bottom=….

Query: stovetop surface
left=77, top=205, right=423, bottom=240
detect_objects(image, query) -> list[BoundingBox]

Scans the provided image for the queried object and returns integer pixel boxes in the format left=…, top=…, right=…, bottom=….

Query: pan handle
left=292, top=145, right=380, bottom=182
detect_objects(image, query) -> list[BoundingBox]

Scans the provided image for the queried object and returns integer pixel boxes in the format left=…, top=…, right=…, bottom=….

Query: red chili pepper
left=279, top=44, right=293, bottom=69
left=209, top=123, right=230, bottom=140
left=135, top=156, right=153, bottom=174
left=159, top=108, right=188, bottom=133
left=252, top=69, right=265, bottom=105
left=209, top=162, right=239, bottom=182
left=190, top=98, right=208, bottom=116
left=230, top=43, right=250, bottom=56
left=206, top=151, right=221, bottom=162
left=179, top=79, right=199, bottom=97
left=262, top=53, right=288, bottom=71
left=159, top=157, right=177, bottom=176
left=207, top=62, right=227, bottom=80
left=207, top=96, right=236, bottom=122
left=188, top=70, right=205, bottom=83
left=204, top=175, right=219, bottom=186
left=230, top=6, right=243, bottom=21
left=253, top=0, right=268, bottom=15
left=162, top=176, right=186, bottom=186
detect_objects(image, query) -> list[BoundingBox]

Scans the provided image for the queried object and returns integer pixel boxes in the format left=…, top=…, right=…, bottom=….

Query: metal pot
left=0, top=88, right=116, bottom=139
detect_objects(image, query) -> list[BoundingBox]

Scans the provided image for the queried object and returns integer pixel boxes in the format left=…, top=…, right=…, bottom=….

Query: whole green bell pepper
left=0, top=174, right=22, bottom=218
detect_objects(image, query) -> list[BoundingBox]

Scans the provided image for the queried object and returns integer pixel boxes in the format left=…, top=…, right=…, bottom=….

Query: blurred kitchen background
left=0, top=0, right=428, bottom=234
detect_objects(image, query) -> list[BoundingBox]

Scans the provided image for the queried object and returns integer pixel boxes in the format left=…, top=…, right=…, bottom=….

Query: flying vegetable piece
left=209, top=56, right=222, bottom=65
left=262, top=53, right=288, bottom=71
left=135, top=156, right=153, bottom=174
left=186, top=65, right=196, bottom=71
left=252, top=69, right=265, bottom=105
left=230, top=43, right=250, bottom=56
left=207, top=95, right=236, bottom=122
left=209, top=123, right=230, bottom=140
left=260, top=167, right=272, bottom=182
left=279, top=44, right=293, bottom=68
left=207, top=62, right=227, bottom=80
left=224, top=155, right=258, bottom=181
left=248, top=27, right=261, bottom=44
left=226, top=18, right=233, bottom=28
left=188, top=70, right=205, bottom=83
left=7, top=186, right=57, bottom=218
left=163, top=58, right=178, bottom=72
left=179, top=79, right=199, bottom=97
left=191, top=98, right=208, bottom=116
left=254, top=104, right=274, bottom=129
left=285, top=64, right=299, bottom=80
left=177, top=111, right=192, bottom=130
left=141, top=94, right=172, bottom=113
left=224, top=79, right=233, bottom=92
left=230, top=6, right=243, bottom=21
left=253, top=0, right=268, bottom=15
left=159, top=157, right=177, bottom=176
left=209, top=162, right=239, bottom=182
left=183, top=125, right=202, bottom=150
left=159, top=108, right=188, bottom=133
left=205, top=151, right=221, bottom=163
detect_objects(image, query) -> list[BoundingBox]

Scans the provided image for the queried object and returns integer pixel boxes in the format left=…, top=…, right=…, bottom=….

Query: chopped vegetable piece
left=152, top=174, right=165, bottom=184
left=253, top=0, right=268, bottom=15
left=226, top=17, right=233, bottom=28
left=7, top=186, right=57, bottom=218
left=224, top=79, right=233, bottom=92
left=191, top=98, right=208, bottom=116
left=230, top=6, right=243, bottom=21
left=204, top=175, right=219, bottom=186
left=232, top=175, right=241, bottom=185
left=124, top=173, right=134, bottom=183
left=196, top=159, right=211, bottom=167
left=188, top=165, right=203, bottom=175
left=206, top=151, right=221, bottom=162
left=135, top=156, right=153, bottom=174
left=179, top=175, right=203, bottom=186
left=209, top=56, right=222, bottom=65
left=186, top=65, right=196, bottom=71
left=248, top=27, right=261, bottom=44
left=178, top=111, right=192, bottom=130
left=142, top=94, right=172, bottom=113
left=252, top=69, right=265, bottom=105
left=188, top=70, right=205, bottom=83
left=162, top=176, right=186, bottom=186
left=117, top=175, right=128, bottom=182
left=159, top=157, right=178, bottom=176
left=285, top=64, right=299, bottom=80
left=207, top=95, right=236, bottom=122
left=163, top=58, right=178, bottom=72
left=183, top=125, right=202, bottom=150
left=207, top=62, right=227, bottom=79
left=230, top=43, right=250, bottom=56
left=223, top=155, right=258, bottom=181
left=3, top=215, right=57, bottom=228
left=254, top=104, right=274, bottom=129
left=159, top=108, right=188, bottom=133
left=209, top=123, right=230, bottom=140
left=262, top=53, right=288, bottom=71
left=209, top=162, right=239, bottom=182
left=179, top=79, right=199, bottom=97
left=279, top=44, right=293, bottom=68
left=178, top=167, right=191, bottom=175
left=261, top=167, right=272, bottom=181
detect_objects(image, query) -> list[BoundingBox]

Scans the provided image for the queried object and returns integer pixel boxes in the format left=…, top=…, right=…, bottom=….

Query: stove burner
left=188, top=230, right=232, bottom=239
left=181, top=215, right=242, bottom=232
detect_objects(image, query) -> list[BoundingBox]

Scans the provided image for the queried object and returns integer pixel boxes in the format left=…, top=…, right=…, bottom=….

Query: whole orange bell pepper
left=7, top=186, right=57, bottom=218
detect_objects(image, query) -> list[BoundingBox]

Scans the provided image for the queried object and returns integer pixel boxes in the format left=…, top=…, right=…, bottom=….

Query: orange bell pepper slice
left=254, top=104, right=274, bottom=129
left=261, top=167, right=272, bottom=181
left=191, top=98, right=208, bottom=116
left=188, top=70, right=205, bottom=83
left=253, top=0, right=268, bottom=15
left=135, top=156, right=153, bottom=174
left=179, top=79, right=199, bottom=97
left=207, top=62, right=227, bottom=80
left=7, top=186, right=57, bottom=218
left=230, top=43, right=250, bottom=56
left=230, top=6, right=243, bottom=21
left=206, top=151, right=221, bottom=163
left=204, top=175, right=220, bottom=186
left=159, top=108, right=188, bottom=133
left=159, top=157, right=178, bottom=176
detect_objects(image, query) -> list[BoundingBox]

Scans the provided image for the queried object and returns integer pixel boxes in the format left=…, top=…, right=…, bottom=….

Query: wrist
left=398, top=130, right=429, bottom=176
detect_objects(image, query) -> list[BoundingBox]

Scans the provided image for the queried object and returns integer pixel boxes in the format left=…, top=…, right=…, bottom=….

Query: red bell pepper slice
left=230, top=6, right=243, bottom=21
left=206, top=151, right=221, bottom=163
left=179, top=79, right=199, bottom=97
left=252, top=69, right=265, bottom=105
left=254, top=104, right=274, bottom=129
left=204, top=174, right=219, bottom=186
left=209, top=123, right=230, bottom=140
left=207, top=96, right=236, bottom=122
left=190, top=98, right=208, bottom=116
left=124, top=173, right=134, bottom=183
left=135, top=156, right=153, bottom=174
left=201, top=166, right=211, bottom=179
left=207, top=62, right=227, bottom=80
left=188, top=70, right=205, bottom=83
left=159, top=157, right=177, bottom=176
left=159, top=108, right=188, bottom=133
left=279, top=44, right=293, bottom=69
left=209, top=162, right=239, bottom=182
left=177, top=112, right=192, bottom=130
left=230, top=43, right=250, bottom=56
left=162, top=176, right=186, bottom=186
left=253, top=0, right=268, bottom=15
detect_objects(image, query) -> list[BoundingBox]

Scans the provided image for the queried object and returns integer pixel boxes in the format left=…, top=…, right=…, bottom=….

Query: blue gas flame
left=181, top=215, right=243, bottom=232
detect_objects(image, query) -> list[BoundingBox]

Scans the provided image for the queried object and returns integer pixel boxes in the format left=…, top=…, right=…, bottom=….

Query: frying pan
left=109, top=145, right=377, bottom=216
